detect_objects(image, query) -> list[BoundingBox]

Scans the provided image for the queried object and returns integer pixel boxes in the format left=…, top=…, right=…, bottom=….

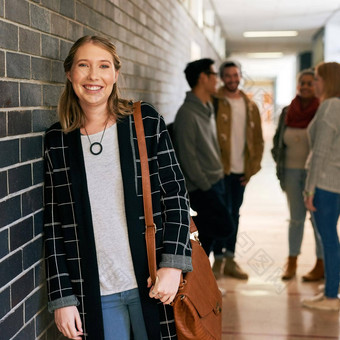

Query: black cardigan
left=43, top=102, right=192, bottom=339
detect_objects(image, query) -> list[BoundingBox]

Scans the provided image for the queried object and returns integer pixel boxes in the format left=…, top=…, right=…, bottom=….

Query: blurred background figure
left=212, top=61, right=264, bottom=280
left=173, top=58, right=233, bottom=257
left=271, top=69, right=324, bottom=281
left=302, top=61, right=340, bottom=311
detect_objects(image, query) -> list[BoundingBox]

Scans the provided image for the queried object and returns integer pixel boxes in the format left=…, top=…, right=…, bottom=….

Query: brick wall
left=0, top=0, right=222, bottom=339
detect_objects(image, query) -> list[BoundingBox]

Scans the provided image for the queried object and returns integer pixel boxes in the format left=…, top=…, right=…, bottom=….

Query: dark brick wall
left=0, top=0, right=223, bottom=339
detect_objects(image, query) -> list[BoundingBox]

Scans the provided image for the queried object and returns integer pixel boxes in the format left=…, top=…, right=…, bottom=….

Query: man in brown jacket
left=212, top=61, right=264, bottom=279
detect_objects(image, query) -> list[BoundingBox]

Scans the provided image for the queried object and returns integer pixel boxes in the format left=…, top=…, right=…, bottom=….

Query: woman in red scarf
left=272, top=69, right=323, bottom=281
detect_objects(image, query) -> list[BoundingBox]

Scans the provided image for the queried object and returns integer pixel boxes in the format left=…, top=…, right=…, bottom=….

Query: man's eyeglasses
left=205, top=71, right=218, bottom=76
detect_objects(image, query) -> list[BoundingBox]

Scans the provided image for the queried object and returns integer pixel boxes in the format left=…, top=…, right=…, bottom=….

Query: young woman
left=302, top=62, right=340, bottom=311
left=272, top=69, right=323, bottom=281
left=44, top=36, right=192, bottom=339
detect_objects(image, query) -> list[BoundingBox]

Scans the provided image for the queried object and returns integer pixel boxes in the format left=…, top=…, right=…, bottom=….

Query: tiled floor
left=219, top=122, right=340, bottom=340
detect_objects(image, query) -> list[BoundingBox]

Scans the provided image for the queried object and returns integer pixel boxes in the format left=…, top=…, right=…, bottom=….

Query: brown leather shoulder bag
left=133, top=101, right=222, bottom=340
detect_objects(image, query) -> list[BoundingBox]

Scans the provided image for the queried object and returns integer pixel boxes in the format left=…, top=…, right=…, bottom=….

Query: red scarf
left=285, top=95, right=319, bottom=128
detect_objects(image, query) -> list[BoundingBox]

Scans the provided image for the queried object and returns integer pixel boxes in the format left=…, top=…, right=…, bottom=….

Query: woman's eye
left=100, top=64, right=110, bottom=69
left=78, top=63, right=88, bottom=67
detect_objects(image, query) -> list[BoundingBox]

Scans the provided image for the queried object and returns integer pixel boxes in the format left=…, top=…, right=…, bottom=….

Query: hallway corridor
left=219, top=122, right=340, bottom=339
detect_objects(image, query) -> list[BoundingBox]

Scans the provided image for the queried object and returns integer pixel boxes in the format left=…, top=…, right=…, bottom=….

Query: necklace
left=84, top=121, right=109, bottom=155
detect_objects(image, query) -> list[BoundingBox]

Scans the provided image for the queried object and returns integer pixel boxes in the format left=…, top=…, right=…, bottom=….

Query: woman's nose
left=88, top=66, right=99, bottom=80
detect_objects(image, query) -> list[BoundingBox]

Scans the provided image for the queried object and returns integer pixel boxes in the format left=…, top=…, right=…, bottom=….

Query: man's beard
left=224, top=82, right=239, bottom=92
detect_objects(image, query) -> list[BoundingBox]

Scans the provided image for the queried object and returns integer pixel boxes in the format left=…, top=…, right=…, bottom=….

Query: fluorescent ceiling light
left=247, top=52, right=284, bottom=58
left=243, top=31, right=298, bottom=38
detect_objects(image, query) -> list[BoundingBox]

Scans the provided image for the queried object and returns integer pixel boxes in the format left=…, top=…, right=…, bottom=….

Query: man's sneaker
left=224, top=257, right=248, bottom=280
left=302, top=293, right=340, bottom=311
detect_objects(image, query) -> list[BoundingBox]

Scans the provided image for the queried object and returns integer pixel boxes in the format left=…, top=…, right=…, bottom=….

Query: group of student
left=42, top=35, right=340, bottom=340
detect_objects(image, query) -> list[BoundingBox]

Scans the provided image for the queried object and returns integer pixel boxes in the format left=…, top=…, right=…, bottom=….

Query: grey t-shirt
left=81, top=123, right=137, bottom=296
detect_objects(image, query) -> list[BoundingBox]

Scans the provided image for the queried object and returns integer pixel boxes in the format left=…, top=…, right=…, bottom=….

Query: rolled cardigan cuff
left=48, top=295, right=80, bottom=313
left=159, top=254, right=193, bottom=273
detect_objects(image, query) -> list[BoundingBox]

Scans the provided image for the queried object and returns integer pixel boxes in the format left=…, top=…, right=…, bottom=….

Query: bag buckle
left=190, top=230, right=201, bottom=245
left=190, top=230, right=199, bottom=241
left=146, top=223, right=156, bottom=233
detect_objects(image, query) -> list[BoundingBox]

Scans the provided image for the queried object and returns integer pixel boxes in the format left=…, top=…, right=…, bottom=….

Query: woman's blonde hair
left=315, top=61, right=340, bottom=101
left=58, top=35, right=132, bottom=132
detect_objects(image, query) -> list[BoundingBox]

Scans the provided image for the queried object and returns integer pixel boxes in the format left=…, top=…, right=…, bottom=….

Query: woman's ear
left=114, top=70, right=119, bottom=83
left=66, top=72, right=72, bottom=82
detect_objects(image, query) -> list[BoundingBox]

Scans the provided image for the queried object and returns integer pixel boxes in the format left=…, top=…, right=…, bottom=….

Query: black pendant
left=90, top=142, right=103, bottom=155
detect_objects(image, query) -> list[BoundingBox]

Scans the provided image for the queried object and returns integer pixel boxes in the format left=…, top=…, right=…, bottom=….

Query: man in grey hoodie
left=173, top=58, right=234, bottom=257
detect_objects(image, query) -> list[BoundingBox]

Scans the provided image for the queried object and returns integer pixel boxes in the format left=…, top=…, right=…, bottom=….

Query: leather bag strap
left=133, top=101, right=158, bottom=284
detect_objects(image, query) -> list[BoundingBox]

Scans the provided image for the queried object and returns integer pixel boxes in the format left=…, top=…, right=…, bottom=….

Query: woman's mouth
left=83, top=85, right=102, bottom=91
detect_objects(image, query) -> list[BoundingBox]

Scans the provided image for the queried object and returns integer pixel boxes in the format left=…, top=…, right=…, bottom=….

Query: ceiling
left=210, top=0, right=340, bottom=56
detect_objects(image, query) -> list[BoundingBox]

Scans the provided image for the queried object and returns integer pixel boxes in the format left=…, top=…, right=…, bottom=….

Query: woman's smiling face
left=297, top=74, right=315, bottom=100
left=67, top=42, right=118, bottom=113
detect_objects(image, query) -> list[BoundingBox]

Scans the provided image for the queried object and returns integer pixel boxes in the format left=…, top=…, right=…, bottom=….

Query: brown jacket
left=213, top=88, right=264, bottom=181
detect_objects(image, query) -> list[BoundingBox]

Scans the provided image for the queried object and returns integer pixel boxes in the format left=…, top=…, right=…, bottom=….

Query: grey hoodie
left=173, top=91, right=224, bottom=192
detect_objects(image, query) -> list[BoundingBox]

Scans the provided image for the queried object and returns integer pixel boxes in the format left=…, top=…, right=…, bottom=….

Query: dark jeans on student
left=189, top=178, right=235, bottom=256
left=213, top=173, right=246, bottom=258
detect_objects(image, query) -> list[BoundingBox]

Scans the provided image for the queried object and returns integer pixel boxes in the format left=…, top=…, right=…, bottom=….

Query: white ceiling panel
left=210, top=0, right=340, bottom=54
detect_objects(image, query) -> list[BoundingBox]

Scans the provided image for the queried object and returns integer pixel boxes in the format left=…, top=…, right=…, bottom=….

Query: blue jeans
left=214, top=173, right=245, bottom=258
left=101, top=288, right=148, bottom=340
left=312, top=187, right=340, bottom=298
left=284, top=168, right=323, bottom=258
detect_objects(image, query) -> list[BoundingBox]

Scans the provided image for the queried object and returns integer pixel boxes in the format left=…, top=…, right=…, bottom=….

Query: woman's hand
left=54, top=306, right=83, bottom=339
left=147, top=268, right=182, bottom=305
left=304, top=195, right=316, bottom=212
